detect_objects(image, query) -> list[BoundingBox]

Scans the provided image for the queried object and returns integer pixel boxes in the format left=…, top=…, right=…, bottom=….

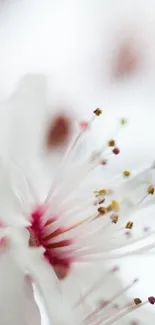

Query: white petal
left=0, top=244, right=41, bottom=325
left=4, top=74, right=48, bottom=169
left=15, top=244, right=80, bottom=325
left=6, top=227, right=79, bottom=324
left=0, top=160, right=33, bottom=226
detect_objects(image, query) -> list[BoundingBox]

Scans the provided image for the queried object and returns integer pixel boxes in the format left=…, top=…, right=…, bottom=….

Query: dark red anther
left=148, top=296, right=155, bottom=305
left=100, top=159, right=107, bottom=166
left=112, top=147, right=120, bottom=155
left=46, top=114, right=71, bottom=148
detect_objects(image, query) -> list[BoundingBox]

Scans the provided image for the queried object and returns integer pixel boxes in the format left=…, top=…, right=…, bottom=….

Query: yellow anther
left=94, top=189, right=107, bottom=196
left=147, top=186, right=155, bottom=195
left=108, top=139, right=115, bottom=147
left=111, top=200, right=120, bottom=212
left=106, top=205, right=113, bottom=212
left=123, top=170, right=131, bottom=177
left=125, top=221, right=133, bottom=229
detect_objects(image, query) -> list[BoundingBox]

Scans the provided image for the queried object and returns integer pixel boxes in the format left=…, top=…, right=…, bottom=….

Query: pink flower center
left=28, top=206, right=73, bottom=279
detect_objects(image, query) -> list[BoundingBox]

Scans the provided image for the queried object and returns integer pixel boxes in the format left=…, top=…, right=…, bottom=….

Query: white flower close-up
left=0, top=1, right=155, bottom=325
left=0, top=74, right=154, bottom=325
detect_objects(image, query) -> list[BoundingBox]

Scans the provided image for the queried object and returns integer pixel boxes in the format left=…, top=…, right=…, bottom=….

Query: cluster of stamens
left=27, top=106, right=155, bottom=278
left=5, top=107, right=155, bottom=292
left=74, top=266, right=155, bottom=325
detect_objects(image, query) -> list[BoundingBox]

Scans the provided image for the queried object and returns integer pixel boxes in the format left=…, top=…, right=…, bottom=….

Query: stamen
left=111, top=200, right=120, bottom=212
left=134, top=298, right=142, bottom=305
left=123, top=170, right=131, bottom=177
left=75, top=266, right=119, bottom=307
left=106, top=205, right=113, bottom=212
left=100, top=159, right=107, bottom=166
left=83, top=297, right=149, bottom=325
left=9, top=106, right=155, bottom=289
left=125, top=221, right=133, bottom=230
left=147, top=186, right=155, bottom=195
left=93, top=108, right=103, bottom=116
left=44, top=111, right=98, bottom=204
left=98, top=207, right=107, bottom=215
left=44, top=113, right=127, bottom=209
left=112, top=148, right=120, bottom=155
left=108, top=140, right=115, bottom=147
left=94, top=189, right=108, bottom=197
left=111, top=214, right=119, bottom=224
left=79, top=277, right=141, bottom=325
left=148, top=296, right=155, bottom=305
left=100, top=300, right=148, bottom=325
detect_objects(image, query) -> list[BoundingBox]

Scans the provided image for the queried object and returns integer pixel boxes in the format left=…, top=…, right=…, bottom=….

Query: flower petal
left=5, top=225, right=78, bottom=324
left=25, top=247, right=80, bottom=325
left=0, top=242, right=41, bottom=325
left=5, top=74, right=48, bottom=169
left=0, top=159, right=35, bottom=226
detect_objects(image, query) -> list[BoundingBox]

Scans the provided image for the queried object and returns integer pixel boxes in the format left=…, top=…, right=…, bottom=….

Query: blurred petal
left=0, top=158, right=37, bottom=226
left=113, top=40, right=139, bottom=78
left=3, top=74, right=48, bottom=169
left=0, top=241, right=41, bottom=325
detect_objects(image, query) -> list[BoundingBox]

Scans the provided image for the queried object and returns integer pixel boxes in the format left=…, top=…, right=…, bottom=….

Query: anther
left=111, top=200, right=120, bottom=212
left=148, top=296, right=155, bottom=305
left=94, top=189, right=107, bottom=197
left=108, top=139, right=115, bottom=147
left=147, top=186, right=155, bottom=195
left=123, top=170, right=131, bottom=177
left=106, top=204, right=113, bottom=212
left=134, top=298, right=142, bottom=305
left=112, top=147, right=120, bottom=155
left=111, top=214, right=119, bottom=224
left=98, top=207, right=107, bottom=215
left=100, top=159, right=107, bottom=166
left=125, top=221, right=133, bottom=230
left=93, top=108, right=102, bottom=116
